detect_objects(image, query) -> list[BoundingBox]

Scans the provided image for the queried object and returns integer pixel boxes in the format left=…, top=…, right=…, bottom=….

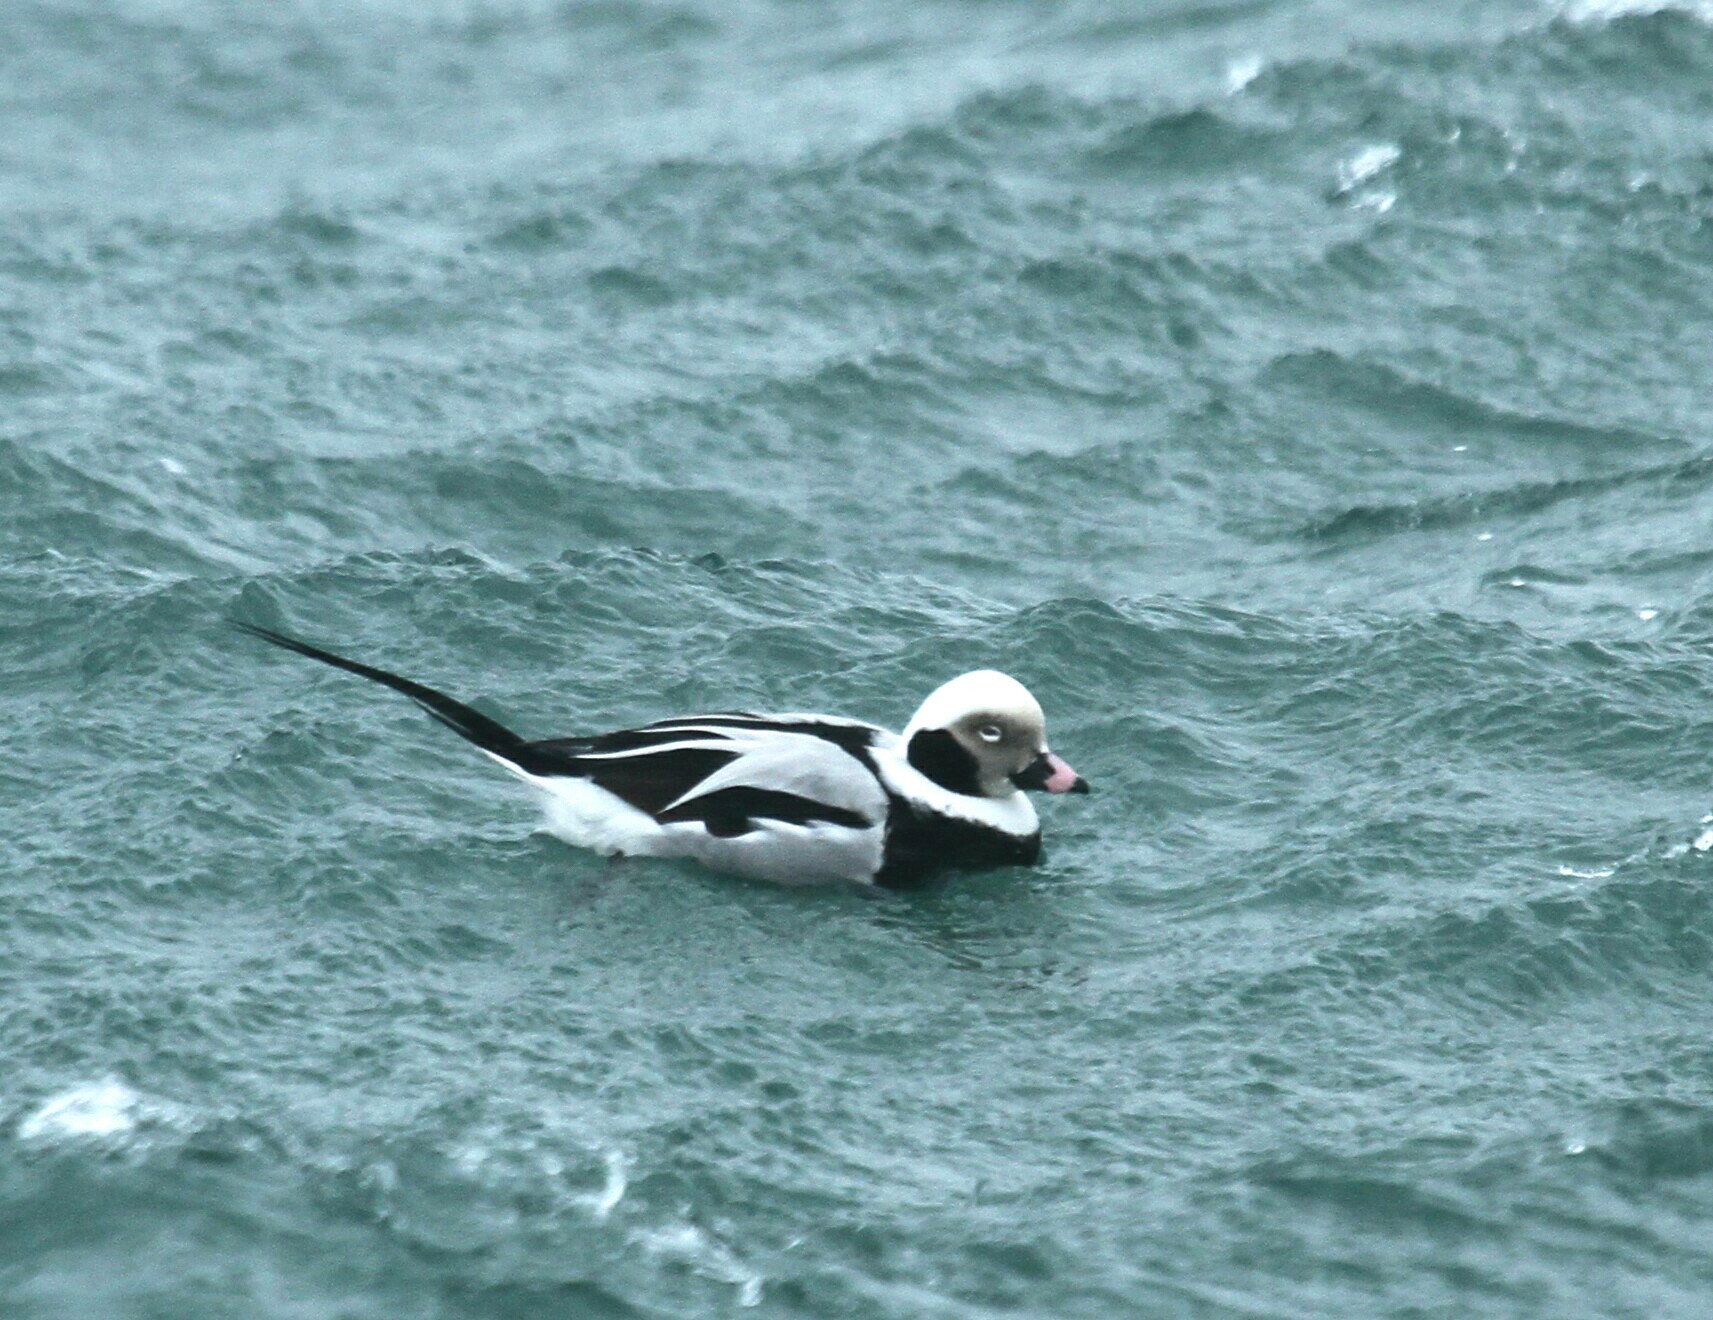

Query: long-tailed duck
left=236, top=622, right=1088, bottom=888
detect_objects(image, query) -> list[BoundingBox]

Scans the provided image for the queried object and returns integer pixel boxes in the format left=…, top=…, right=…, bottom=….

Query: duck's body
left=236, top=623, right=1088, bottom=888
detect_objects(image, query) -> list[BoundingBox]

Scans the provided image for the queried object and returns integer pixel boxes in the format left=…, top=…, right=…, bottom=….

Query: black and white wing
left=525, top=713, right=888, bottom=838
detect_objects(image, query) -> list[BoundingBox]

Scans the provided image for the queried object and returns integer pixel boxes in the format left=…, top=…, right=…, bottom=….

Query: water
left=5, top=0, right=1713, bottom=1315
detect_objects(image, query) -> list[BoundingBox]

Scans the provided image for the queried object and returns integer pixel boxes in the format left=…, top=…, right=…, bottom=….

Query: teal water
left=6, top=0, right=1713, bottom=1315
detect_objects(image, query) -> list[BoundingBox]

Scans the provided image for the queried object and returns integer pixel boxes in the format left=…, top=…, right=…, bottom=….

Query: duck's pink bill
left=1042, top=752, right=1083, bottom=794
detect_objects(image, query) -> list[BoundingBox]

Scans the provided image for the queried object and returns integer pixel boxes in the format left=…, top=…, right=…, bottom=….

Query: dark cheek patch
left=905, top=728, right=984, bottom=797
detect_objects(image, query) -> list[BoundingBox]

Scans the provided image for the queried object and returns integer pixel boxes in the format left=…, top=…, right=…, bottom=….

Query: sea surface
left=5, top=0, right=1713, bottom=1315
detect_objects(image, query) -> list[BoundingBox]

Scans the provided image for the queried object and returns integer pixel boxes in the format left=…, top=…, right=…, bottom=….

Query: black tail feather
left=233, top=621, right=543, bottom=769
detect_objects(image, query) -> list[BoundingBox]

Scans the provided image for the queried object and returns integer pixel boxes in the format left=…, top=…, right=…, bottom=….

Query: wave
left=1297, top=452, right=1713, bottom=542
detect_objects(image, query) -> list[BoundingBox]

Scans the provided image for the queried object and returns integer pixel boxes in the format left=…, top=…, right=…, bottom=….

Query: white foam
left=1337, top=143, right=1401, bottom=194
left=1224, top=55, right=1263, bottom=94
left=1562, top=0, right=1713, bottom=20
left=591, top=1149, right=628, bottom=1221
left=16, top=1080, right=176, bottom=1144
left=1665, top=817, right=1713, bottom=858
left=632, top=1221, right=764, bottom=1308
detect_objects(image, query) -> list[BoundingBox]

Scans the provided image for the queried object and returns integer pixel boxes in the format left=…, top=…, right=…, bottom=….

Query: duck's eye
left=977, top=723, right=1003, bottom=743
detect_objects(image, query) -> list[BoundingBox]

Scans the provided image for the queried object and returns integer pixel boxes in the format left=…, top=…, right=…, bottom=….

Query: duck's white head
left=901, top=670, right=1089, bottom=800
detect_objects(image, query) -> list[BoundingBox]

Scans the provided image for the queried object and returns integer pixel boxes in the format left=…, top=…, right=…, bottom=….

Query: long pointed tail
left=233, top=621, right=545, bottom=770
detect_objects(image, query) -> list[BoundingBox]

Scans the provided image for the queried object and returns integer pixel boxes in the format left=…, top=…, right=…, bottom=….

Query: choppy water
left=6, top=0, right=1713, bottom=1315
